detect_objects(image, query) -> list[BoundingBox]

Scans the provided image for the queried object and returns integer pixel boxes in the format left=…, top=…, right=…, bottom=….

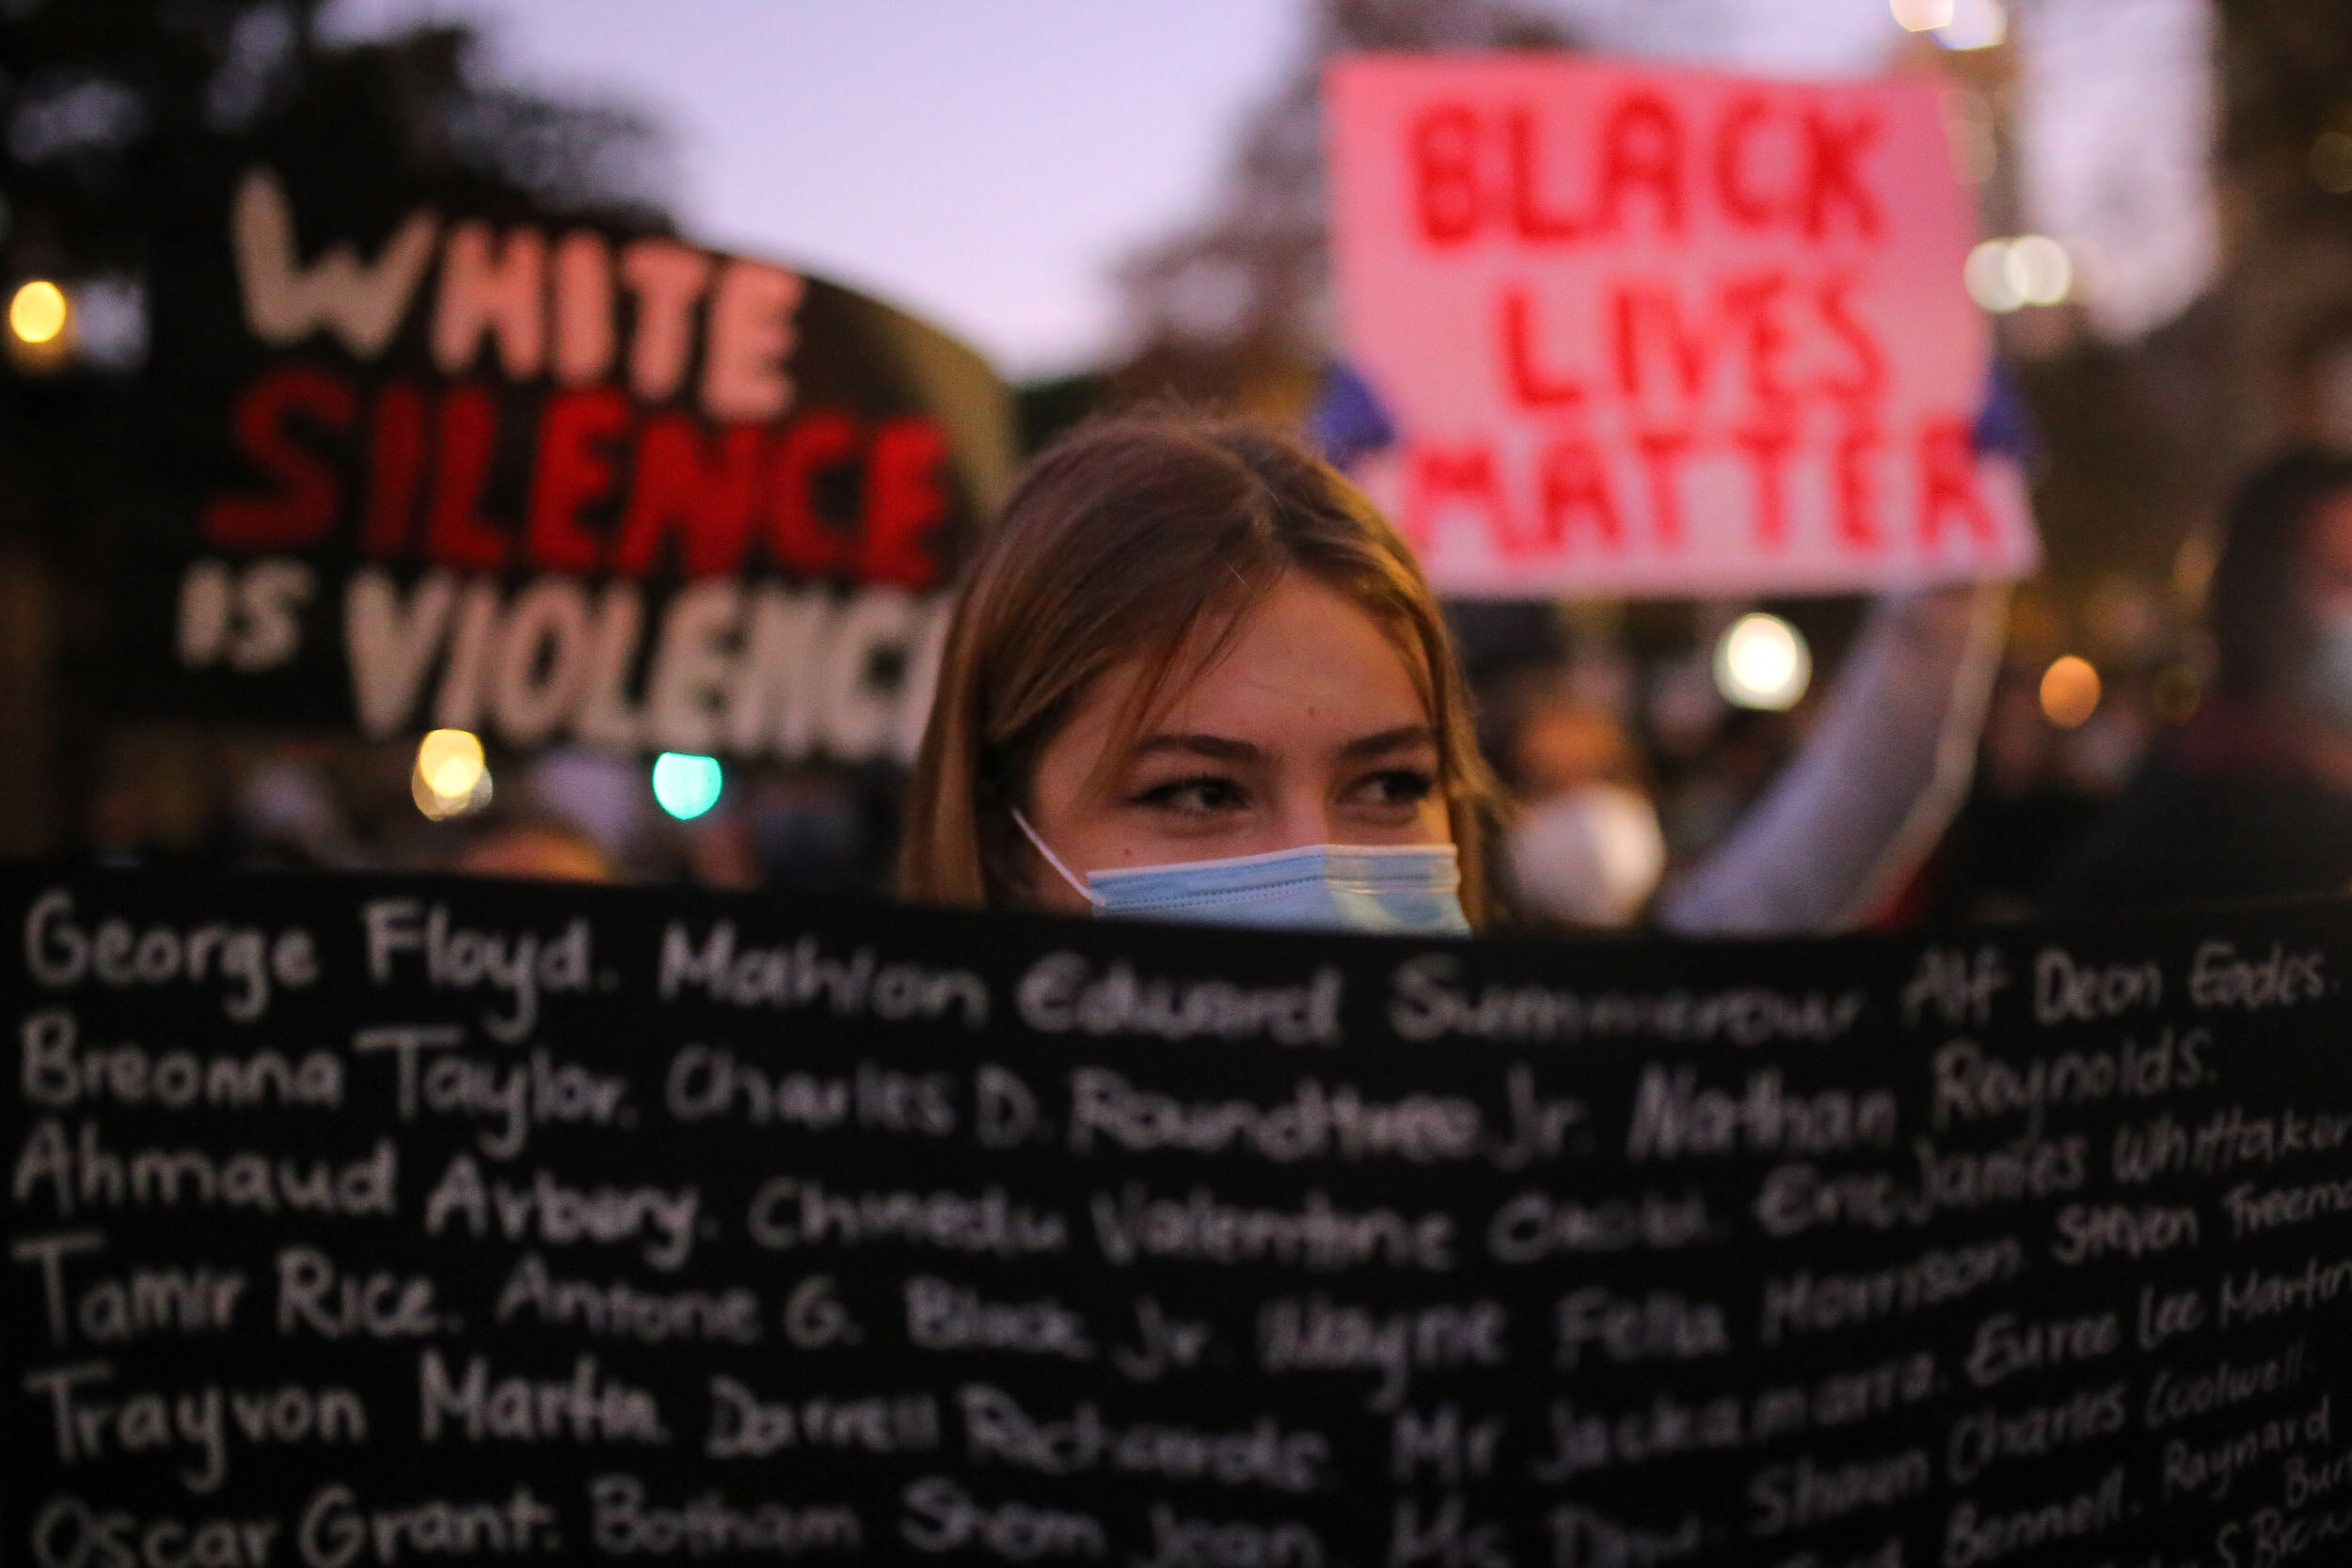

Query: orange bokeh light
left=2040, top=655, right=2102, bottom=729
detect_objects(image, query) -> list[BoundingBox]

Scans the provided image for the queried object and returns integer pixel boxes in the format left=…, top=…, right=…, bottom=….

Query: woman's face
left=1022, top=572, right=1451, bottom=913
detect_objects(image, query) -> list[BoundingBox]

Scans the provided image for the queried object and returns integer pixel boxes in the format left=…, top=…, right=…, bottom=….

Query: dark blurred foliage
left=1, top=1, right=672, bottom=270
left=1105, top=0, right=1577, bottom=421
left=1015, top=368, right=1109, bottom=455
left=1, top=0, right=675, bottom=540
left=2217, top=0, right=2352, bottom=217
left=2208, top=0, right=2352, bottom=454
left=2018, top=0, right=2352, bottom=594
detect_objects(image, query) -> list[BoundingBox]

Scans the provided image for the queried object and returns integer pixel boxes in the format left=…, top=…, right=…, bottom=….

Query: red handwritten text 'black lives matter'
left=1385, top=89, right=1995, bottom=565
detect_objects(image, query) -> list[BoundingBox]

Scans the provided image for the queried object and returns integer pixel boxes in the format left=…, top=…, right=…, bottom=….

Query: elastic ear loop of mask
left=1009, top=808, right=1106, bottom=908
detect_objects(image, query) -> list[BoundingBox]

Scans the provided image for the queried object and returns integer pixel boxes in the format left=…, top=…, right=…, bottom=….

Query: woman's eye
left=1354, top=768, right=1437, bottom=807
left=1136, top=775, right=1247, bottom=814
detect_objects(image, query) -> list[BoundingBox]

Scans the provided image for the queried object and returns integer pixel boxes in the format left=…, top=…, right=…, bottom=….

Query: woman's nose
left=1270, top=791, right=1339, bottom=851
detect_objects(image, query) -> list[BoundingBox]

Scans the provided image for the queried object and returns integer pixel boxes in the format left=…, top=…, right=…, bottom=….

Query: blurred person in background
left=1491, top=681, right=1664, bottom=929
left=1919, top=659, right=2106, bottom=922
left=2049, top=451, right=2352, bottom=909
left=231, top=754, right=363, bottom=870
left=1656, top=707, right=1791, bottom=870
left=745, top=769, right=882, bottom=895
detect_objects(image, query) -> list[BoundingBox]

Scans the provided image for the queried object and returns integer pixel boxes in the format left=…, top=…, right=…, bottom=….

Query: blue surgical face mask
left=1012, top=809, right=1470, bottom=935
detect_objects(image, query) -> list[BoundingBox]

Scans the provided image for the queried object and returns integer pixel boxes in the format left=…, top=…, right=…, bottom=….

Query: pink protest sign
left=1327, top=55, right=2038, bottom=597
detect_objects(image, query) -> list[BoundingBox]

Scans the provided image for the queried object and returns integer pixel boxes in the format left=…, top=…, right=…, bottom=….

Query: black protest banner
left=119, top=149, right=1013, bottom=764
left=7, top=865, right=2351, bottom=1568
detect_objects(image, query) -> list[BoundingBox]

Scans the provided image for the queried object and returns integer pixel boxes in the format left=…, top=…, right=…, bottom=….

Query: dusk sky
left=322, top=0, right=1311, bottom=376
left=319, top=0, right=2212, bottom=376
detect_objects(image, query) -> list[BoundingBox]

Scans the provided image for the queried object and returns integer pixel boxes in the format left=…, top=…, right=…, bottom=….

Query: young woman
left=900, top=417, right=1498, bottom=933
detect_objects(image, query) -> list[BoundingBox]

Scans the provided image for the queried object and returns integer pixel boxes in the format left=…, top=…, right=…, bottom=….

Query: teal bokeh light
left=652, top=752, right=723, bottom=820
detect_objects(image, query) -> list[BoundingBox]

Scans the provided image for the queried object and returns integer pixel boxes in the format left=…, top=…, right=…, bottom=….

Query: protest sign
left=1327, top=55, right=2040, bottom=597
left=118, top=151, right=1014, bottom=765
left=9, top=867, right=2352, bottom=1565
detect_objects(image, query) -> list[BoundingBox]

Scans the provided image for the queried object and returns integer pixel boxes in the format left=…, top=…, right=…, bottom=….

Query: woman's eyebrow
left=1339, top=724, right=1439, bottom=760
left=1132, top=733, right=1262, bottom=762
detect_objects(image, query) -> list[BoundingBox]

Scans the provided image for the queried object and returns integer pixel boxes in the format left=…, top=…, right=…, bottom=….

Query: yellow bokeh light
left=1935, top=0, right=2008, bottom=50
left=2004, top=235, right=2074, bottom=307
left=2040, top=656, right=2102, bottom=730
left=1891, top=0, right=1955, bottom=30
left=411, top=760, right=492, bottom=820
left=416, top=728, right=485, bottom=800
left=1965, top=240, right=2023, bottom=313
left=1713, top=613, right=1812, bottom=712
left=9, top=280, right=69, bottom=346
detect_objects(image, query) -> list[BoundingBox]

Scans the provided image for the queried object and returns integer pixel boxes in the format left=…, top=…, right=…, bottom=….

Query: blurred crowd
left=84, top=732, right=900, bottom=894
left=74, top=443, right=2323, bottom=934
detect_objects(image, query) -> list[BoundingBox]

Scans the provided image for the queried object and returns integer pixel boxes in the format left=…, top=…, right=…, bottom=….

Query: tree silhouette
left=1106, top=0, right=1577, bottom=417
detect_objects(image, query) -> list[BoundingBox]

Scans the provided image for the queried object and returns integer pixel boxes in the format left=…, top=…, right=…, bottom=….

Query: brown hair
left=899, top=416, right=1499, bottom=924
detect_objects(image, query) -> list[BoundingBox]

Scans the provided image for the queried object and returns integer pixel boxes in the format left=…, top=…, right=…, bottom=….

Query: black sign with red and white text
left=121, top=158, right=1012, bottom=763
